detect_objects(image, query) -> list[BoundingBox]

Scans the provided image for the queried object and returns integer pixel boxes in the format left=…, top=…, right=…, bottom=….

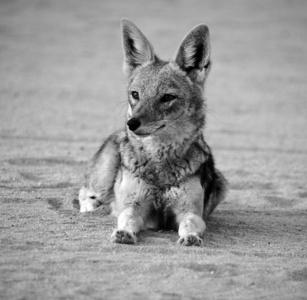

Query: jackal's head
left=121, top=19, right=211, bottom=145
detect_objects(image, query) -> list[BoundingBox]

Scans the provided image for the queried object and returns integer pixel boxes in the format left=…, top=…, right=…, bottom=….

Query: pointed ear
left=172, top=24, right=211, bottom=73
left=121, top=19, right=156, bottom=76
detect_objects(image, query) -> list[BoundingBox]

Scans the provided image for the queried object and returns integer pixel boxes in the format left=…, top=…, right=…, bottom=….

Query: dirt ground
left=0, top=0, right=307, bottom=299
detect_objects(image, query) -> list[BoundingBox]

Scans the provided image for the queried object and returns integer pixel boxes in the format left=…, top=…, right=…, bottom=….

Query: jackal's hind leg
left=79, top=133, right=120, bottom=213
left=79, top=186, right=102, bottom=212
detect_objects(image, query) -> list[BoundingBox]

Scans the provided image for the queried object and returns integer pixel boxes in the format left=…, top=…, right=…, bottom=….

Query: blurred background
left=1, top=0, right=306, bottom=139
left=0, top=0, right=306, bottom=207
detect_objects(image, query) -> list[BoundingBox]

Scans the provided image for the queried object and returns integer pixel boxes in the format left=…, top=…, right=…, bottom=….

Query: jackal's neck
left=120, top=128, right=209, bottom=187
left=126, top=127, right=208, bottom=164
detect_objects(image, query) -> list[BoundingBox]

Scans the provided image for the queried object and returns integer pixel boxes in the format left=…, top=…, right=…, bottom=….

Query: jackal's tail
left=203, top=169, right=228, bottom=219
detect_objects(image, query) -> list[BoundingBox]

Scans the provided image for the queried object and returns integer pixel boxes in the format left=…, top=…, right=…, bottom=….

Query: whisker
left=112, top=100, right=127, bottom=110
left=119, top=103, right=128, bottom=115
left=112, top=100, right=128, bottom=115
left=206, top=108, right=221, bottom=122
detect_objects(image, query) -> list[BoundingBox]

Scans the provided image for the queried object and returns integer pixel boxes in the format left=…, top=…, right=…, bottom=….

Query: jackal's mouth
left=133, top=124, right=166, bottom=137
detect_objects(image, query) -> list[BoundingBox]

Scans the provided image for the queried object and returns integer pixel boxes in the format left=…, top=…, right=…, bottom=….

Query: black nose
left=127, top=118, right=141, bottom=132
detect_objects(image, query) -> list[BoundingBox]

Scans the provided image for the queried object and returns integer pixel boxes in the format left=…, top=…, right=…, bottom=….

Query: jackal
left=78, top=19, right=227, bottom=246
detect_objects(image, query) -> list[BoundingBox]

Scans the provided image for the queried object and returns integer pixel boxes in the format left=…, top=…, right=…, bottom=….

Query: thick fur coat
left=78, top=19, right=227, bottom=246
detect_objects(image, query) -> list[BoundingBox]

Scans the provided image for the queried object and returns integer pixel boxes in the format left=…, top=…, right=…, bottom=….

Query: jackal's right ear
left=121, top=19, right=156, bottom=76
left=172, top=24, right=211, bottom=74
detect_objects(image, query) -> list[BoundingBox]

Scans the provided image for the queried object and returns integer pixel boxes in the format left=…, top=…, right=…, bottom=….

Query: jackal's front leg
left=177, top=212, right=206, bottom=246
left=173, top=177, right=206, bottom=246
left=111, top=207, right=145, bottom=244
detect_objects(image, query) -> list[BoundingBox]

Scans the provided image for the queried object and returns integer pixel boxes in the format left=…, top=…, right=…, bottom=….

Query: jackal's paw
left=111, top=229, right=137, bottom=244
left=79, top=199, right=101, bottom=213
left=177, top=233, right=203, bottom=247
left=79, top=187, right=101, bottom=213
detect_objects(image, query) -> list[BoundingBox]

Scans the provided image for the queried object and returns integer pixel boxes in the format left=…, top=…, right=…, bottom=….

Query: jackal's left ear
left=121, top=19, right=156, bottom=76
left=173, top=24, right=211, bottom=73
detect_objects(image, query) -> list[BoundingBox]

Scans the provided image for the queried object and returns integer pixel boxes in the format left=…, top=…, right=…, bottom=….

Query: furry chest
left=113, top=168, right=184, bottom=211
left=123, top=153, right=192, bottom=188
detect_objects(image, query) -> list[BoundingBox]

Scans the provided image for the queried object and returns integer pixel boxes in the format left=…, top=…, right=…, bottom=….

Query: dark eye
left=161, top=94, right=176, bottom=103
left=131, top=91, right=139, bottom=100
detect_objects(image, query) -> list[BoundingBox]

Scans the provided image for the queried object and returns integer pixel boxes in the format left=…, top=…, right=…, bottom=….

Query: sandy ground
left=0, top=0, right=307, bottom=299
